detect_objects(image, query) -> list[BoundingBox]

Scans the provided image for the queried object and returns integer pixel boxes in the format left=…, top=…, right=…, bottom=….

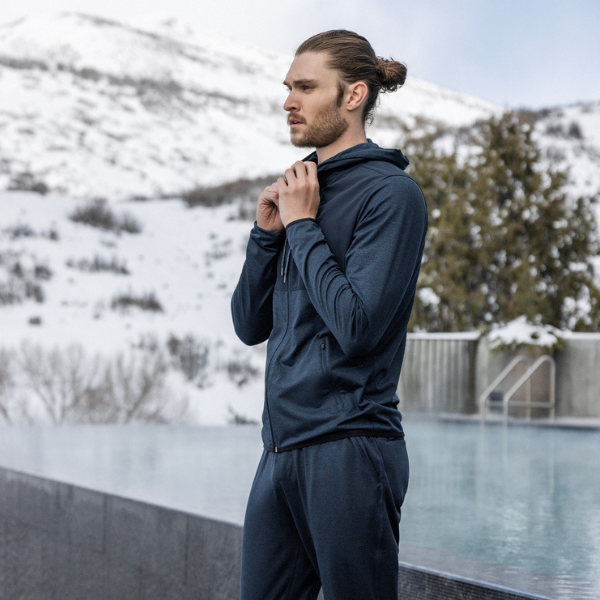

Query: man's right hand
left=256, top=182, right=284, bottom=233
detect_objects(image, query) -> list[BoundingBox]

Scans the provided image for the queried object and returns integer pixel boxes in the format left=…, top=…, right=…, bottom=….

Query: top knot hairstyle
left=295, top=30, right=407, bottom=127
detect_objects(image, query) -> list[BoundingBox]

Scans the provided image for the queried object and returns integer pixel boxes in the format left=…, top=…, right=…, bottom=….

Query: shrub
left=4, top=223, right=36, bottom=239
left=11, top=262, right=24, bottom=278
left=568, top=121, right=583, bottom=139
left=181, top=174, right=280, bottom=213
left=97, top=348, right=184, bottom=424
left=222, top=356, right=259, bottom=387
left=34, top=264, right=52, bottom=280
left=46, top=228, right=60, bottom=241
left=0, top=253, right=48, bottom=305
left=17, top=341, right=187, bottom=425
left=111, top=290, right=163, bottom=312
left=167, top=333, right=210, bottom=387
left=0, top=285, right=20, bottom=306
left=226, top=404, right=259, bottom=425
left=69, top=202, right=142, bottom=234
left=2, top=224, right=59, bottom=241
left=118, top=212, right=143, bottom=234
left=205, top=238, right=233, bottom=262
left=66, top=255, right=130, bottom=275
left=24, top=281, right=44, bottom=303
left=8, top=172, right=49, bottom=195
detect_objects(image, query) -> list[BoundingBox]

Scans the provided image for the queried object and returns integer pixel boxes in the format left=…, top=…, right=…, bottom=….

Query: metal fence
left=397, top=332, right=600, bottom=418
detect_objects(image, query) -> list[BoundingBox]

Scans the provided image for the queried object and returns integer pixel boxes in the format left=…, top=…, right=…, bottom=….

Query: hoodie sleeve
left=231, top=221, right=285, bottom=346
left=284, top=175, right=427, bottom=357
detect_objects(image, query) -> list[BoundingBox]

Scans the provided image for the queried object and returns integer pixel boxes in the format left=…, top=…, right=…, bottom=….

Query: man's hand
left=256, top=181, right=284, bottom=233
left=277, top=161, right=320, bottom=228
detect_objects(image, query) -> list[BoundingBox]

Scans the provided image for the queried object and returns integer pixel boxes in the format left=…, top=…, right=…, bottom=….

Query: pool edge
left=0, top=465, right=583, bottom=600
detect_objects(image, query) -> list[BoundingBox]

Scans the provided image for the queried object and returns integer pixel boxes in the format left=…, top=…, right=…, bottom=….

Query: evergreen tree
left=407, top=110, right=600, bottom=332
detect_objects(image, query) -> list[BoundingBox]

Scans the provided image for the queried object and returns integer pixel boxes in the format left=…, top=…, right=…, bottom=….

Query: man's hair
left=295, top=30, right=407, bottom=128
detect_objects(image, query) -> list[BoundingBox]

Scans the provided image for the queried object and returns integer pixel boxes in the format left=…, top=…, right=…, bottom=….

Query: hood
left=301, top=138, right=409, bottom=176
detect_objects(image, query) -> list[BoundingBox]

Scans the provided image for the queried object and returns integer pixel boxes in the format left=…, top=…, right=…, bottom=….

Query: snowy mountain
left=0, top=12, right=502, bottom=201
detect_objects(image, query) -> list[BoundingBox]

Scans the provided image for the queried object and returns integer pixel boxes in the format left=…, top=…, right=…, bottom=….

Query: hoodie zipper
left=282, top=238, right=291, bottom=283
left=264, top=239, right=291, bottom=452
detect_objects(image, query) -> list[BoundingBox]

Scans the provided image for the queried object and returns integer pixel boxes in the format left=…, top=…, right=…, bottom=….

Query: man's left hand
left=277, top=161, right=320, bottom=228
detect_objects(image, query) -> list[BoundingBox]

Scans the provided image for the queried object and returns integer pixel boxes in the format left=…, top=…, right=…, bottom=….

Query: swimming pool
left=0, top=418, right=597, bottom=599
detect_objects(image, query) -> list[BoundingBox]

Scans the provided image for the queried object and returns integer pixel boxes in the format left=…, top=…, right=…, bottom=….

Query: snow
left=487, top=316, right=565, bottom=350
left=1, top=12, right=597, bottom=204
left=0, top=12, right=509, bottom=202
left=531, top=101, right=600, bottom=201
left=0, top=12, right=303, bottom=201
left=0, top=190, right=266, bottom=426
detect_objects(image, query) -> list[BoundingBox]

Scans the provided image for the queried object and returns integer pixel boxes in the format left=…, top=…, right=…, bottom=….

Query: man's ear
left=345, top=81, right=368, bottom=112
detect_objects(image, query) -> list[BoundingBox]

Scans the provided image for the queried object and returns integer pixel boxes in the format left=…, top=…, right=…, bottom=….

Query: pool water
left=400, top=418, right=600, bottom=598
left=0, top=419, right=598, bottom=598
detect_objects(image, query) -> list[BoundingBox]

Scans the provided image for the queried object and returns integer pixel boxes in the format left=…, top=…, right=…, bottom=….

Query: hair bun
left=376, top=57, right=407, bottom=92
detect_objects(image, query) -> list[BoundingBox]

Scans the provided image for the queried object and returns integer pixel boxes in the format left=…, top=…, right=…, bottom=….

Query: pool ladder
left=480, top=355, right=556, bottom=424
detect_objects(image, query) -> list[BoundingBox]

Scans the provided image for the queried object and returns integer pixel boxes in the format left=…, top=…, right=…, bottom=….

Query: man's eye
left=302, top=86, right=312, bottom=91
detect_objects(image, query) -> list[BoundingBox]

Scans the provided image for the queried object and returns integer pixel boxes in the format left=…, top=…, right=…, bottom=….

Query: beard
left=290, top=99, right=349, bottom=149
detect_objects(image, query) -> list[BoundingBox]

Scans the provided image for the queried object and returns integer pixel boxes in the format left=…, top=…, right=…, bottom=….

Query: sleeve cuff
left=251, top=221, right=286, bottom=250
left=254, top=220, right=285, bottom=236
left=285, top=217, right=317, bottom=230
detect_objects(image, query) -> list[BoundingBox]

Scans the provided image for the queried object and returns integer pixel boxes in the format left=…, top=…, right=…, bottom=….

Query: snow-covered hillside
left=529, top=102, right=600, bottom=199
left=0, top=191, right=266, bottom=426
left=0, top=12, right=502, bottom=201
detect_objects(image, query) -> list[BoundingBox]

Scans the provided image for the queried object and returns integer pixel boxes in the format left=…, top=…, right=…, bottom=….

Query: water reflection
left=401, top=418, right=600, bottom=598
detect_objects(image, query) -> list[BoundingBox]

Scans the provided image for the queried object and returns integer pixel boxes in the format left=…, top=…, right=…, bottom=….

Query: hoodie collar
left=301, top=138, right=409, bottom=180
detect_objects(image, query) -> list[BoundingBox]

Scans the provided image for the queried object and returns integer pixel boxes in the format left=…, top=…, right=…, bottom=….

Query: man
left=231, top=29, right=427, bottom=600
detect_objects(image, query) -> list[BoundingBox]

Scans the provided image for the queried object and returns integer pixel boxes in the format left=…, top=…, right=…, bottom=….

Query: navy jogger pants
left=240, top=435, right=409, bottom=600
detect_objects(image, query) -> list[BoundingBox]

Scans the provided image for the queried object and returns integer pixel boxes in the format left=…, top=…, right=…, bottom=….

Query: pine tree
left=407, top=110, right=600, bottom=332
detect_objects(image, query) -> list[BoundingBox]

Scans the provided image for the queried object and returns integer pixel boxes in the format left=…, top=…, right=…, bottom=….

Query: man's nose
left=283, top=91, right=299, bottom=112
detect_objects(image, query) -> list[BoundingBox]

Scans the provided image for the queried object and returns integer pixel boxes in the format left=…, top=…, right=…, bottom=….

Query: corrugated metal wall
left=397, top=334, right=480, bottom=414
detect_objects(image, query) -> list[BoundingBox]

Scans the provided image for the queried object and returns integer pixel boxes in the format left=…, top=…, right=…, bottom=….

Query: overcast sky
left=3, top=0, right=599, bottom=109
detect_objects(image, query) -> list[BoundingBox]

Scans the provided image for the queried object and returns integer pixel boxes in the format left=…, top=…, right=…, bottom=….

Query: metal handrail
left=480, top=356, right=530, bottom=422
left=502, top=355, right=556, bottom=424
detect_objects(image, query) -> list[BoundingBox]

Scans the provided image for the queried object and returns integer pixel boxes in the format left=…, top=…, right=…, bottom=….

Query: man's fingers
left=285, top=167, right=296, bottom=183
left=288, top=161, right=310, bottom=186
left=261, top=191, right=278, bottom=202
left=290, top=161, right=304, bottom=175
left=304, top=160, right=317, bottom=176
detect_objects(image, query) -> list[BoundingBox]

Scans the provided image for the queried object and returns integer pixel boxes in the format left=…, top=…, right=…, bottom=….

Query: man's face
left=283, top=52, right=349, bottom=149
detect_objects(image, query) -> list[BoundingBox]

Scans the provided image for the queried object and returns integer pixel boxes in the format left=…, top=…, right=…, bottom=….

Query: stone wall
left=0, top=466, right=241, bottom=599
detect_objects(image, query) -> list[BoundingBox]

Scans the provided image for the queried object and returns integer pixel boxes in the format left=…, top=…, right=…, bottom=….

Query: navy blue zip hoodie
left=231, top=139, right=427, bottom=452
